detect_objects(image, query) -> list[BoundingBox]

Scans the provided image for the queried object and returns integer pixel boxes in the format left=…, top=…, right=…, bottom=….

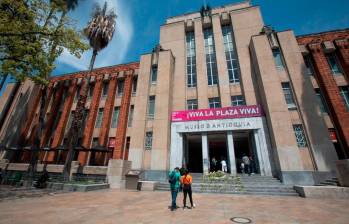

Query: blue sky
left=1, top=0, right=349, bottom=95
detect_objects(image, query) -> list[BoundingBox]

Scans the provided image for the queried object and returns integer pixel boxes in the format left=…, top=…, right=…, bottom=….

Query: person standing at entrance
left=221, top=158, right=227, bottom=173
left=180, top=169, right=195, bottom=209
left=168, top=167, right=181, bottom=211
left=242, top=154, right=251, bottom=175
left=211, top=157, right=217, bottom=172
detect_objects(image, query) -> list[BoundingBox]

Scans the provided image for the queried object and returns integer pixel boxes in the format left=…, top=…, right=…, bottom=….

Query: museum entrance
left=208, top=133, right=228, bottom=172
left=233, top=131, right=260, bottom=174
left=184, top=133, right=203, bottom=173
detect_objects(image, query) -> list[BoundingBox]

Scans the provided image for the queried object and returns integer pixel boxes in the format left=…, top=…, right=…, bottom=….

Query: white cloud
left=56, top=0, right=134, bottom=71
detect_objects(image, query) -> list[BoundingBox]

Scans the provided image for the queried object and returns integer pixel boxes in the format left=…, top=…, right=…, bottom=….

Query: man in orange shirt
left=180, top=169, right=195, bottom=209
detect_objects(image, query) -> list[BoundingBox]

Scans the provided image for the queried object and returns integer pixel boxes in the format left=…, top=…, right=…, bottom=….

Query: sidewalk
left=0, top=189, right=348, bottom=224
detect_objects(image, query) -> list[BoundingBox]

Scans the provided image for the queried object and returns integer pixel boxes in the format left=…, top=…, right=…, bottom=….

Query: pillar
left=227, top=131, right=236, bottom=175
left=170, top=132, right=183, bottom=170
left=78, top=76, right=103, bottom=165
left=113, top=70, right=134, bottom=160
left=309, top=42, right=349, bottom=156
left=202, top=132, right=209, bottom=174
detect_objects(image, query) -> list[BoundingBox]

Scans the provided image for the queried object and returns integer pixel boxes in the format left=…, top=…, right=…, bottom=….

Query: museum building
left=0, top=1, right=348, bottom=185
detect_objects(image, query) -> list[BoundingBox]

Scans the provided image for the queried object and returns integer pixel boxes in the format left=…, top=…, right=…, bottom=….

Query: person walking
left=168, top=167, right=181, bottom=211
left=180, top=169, right=195, bottom=209
left=221, top=158, right=227, bottom=173
left=242, top=154, right=251, bottom=175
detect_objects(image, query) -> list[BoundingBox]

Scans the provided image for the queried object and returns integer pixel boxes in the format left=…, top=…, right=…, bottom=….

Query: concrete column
left=170, top=132, right=183, bottom=170
left=226, top=131, right=236, bottom=175
left=254, top=128, right=272, bottom=176
left=202, top=132, right=209, bottom=174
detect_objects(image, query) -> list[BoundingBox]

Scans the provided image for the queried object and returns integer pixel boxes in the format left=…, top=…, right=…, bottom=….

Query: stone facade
left=0, top=1, right=347, bottom=185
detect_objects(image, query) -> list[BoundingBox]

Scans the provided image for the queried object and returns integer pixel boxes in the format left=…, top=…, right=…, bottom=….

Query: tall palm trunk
left=63, top=50, right=97, bottom=181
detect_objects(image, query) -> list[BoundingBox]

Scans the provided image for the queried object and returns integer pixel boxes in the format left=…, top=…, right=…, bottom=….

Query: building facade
left=0, top=1, right=348, bottom=185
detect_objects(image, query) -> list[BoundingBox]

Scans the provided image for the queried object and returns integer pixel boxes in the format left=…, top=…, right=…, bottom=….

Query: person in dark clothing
left=35, top=169, right=50, bottom=188
left=168, top=167, right=181, bottom=211
left=180, top=169, right=195, bottom=209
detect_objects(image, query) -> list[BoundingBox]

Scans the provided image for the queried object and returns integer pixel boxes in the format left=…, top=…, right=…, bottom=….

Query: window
left=281, top=82, right=296, bottom=109
left=231, top=95, right=246, bottom=106
left=222, top=25, right=240, bottom=83
left=147, top=96, right=156, bottom=119
left=339, top=86, right=349, bottom=111
left=128, top=105, right=134, bottom=127
left=326, top=53, right=342, bottom=75
left=92, top=138, right=99, bottom=148
left=102, top=82, right=109, bottom=97
left=132, top=77, right=138, bottom=94
left=186, top=31, right=197, bottom=87
left=151, top=65, right=158, bottom=84
left=204, top=28, right=218, bottom=86
left=65, top=111, right=75, bottom=134
left=303, top=55, right=314, bottom=76
left=315, top=89, right=328, bottom=113
left=89, top=84, right=95, bottom=98
left=111, top=107, right=120, bottom=128
left=187, top=99, right=198, bottom=110
left=293, top=125, right=307, bottom=147
left=117, top=79, right=124, bottom=96
left=75, top=86, right=81, bottom=101
left=273, top=49, right=284, bottom=70
left=208, top=97, right=221, bottom=108
left=95, top=108, right=103, bottom=128
left=145, top=132, right=153, bottom=150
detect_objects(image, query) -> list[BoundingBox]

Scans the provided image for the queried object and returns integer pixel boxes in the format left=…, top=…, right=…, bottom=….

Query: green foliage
left=0, top=0, right=89, bottom=85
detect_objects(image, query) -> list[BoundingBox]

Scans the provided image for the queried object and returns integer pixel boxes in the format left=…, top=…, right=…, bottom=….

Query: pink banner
left=171, top=105, right=263, bottom=122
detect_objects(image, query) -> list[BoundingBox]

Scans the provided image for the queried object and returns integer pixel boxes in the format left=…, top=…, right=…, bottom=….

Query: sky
left=1, top=0, right=349, bottom=94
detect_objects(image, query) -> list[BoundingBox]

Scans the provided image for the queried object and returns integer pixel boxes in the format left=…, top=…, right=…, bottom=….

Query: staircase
left=315, top=177, right=339, bottom=186
left=155, top=174, right=299, bottom=196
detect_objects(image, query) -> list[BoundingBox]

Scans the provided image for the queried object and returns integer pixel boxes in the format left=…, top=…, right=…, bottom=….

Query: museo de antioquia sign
left=171, top=105, right=263, bottom=122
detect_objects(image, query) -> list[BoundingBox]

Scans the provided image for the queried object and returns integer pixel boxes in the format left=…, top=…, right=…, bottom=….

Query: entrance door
left=233, top=131, right=259, bottom=174
left=208, top=133, right=228, bottom=172
left=185, top=134, right=203, bottom=173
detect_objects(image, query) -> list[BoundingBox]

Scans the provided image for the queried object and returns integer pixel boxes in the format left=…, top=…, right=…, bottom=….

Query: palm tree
left=63, top=1, right=116, bottom=181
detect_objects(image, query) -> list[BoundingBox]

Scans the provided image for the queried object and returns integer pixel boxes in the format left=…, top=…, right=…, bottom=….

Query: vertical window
left=204, top=28, right=218, bottom=86
left=65, top=111, right=75, bottom=134
left=187, top=99, right=198, bottom=110
left=102, top=82, right=109, bottom=97
left=111, top=107, right=120, bottom=128
left=281, top=82, right=296, bottom=109
left=222, top=25, right=240, bottom=83
left=303, top=55, right=315, bottom=76
left=186, top=31, right=197, bottom=87
left=89, top=84, right=95, bottom=98
left=231, top=95, right=246, bottom=106
left=95, top=108, right=103, bottom=128
left=147, top=96, right=156, bottom=119
left=81, top=109, right=89, bottom=133
left=339, top=86, right=349, bottom=111
left=293, top=124, right=307, bottom=147
left=273, top=49, right=285, bottom=70
left=208, top=97, right=221, bottom=108
left=117, top=79, right=124, bottom=96
left=132, top=77, right=138, bottom=94
left=128, top=105, right=134, bottom=127
left=92, top=137, right=99, bottom=148
left=75, top=86, right=81, bottom=101
left=151, top=65, right=158, bottom=84
left=326, top=53, right=342, bottom=75
left=145, top=131, right=153, bottom=150
left=315, top=89, right=328, bottom=113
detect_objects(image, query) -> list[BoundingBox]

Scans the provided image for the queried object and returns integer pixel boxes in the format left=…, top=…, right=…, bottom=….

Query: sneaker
left=187, top=206, right=192, bottom=209
left=171, top=207, right=175, bottom=211
left=192, top=203, right=196, bottom=208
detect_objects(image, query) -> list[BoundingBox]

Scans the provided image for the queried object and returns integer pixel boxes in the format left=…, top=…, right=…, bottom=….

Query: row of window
left=74, top=77, right=138, bottom=101
left=185, top=25, right=241, bottom=88
left=95, top=105, right=135, bottom=129
left=303, top=53, right=344, bottom=76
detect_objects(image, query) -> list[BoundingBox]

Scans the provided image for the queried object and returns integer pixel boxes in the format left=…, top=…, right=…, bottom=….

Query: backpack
left=168, top=172, right=176, bottom=184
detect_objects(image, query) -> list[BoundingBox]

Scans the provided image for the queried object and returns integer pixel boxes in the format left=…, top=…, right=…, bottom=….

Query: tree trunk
left=63, top=50, right=97, bottom=181
left=26, top=86, right=47, bottom=187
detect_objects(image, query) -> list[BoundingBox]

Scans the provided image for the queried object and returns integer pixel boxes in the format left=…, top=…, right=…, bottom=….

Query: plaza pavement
left=0, top=189, right=348, bottom=224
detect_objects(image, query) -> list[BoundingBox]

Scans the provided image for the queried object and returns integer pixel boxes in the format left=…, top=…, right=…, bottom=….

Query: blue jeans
left=171, top=188, right=178, bottom=208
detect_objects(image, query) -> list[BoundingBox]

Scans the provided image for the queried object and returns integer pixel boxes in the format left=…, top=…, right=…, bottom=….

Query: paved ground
left=0, top=189, right=348, bottom=224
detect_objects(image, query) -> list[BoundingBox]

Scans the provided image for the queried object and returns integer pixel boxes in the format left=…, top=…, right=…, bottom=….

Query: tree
left=0, top=0, right=89, bottom=186
left=63, top=1, right=116, bottom=181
